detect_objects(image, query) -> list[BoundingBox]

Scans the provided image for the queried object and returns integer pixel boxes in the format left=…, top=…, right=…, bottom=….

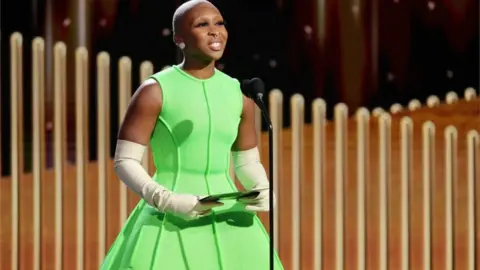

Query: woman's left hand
left=237, top=185, right=275, bottom=212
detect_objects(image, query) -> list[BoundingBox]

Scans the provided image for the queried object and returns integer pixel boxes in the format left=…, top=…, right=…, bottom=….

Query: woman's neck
left=178, top=57, right=216, bottom=79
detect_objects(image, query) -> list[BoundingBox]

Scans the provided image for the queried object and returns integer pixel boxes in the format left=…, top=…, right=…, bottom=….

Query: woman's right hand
left=165, top=193, right=223, bottom=220
left=194, top=199, right=225, bottom=216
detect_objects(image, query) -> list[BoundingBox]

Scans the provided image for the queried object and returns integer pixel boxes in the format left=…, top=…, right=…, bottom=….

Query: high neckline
left=173, top=65, right=218, bottom=82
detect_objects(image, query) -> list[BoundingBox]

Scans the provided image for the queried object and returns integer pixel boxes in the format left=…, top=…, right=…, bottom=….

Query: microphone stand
left=253, top=94, right=275, bottom=270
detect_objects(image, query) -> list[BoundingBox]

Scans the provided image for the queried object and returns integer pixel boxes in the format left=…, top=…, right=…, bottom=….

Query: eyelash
left=196, top=21, right=226, bottom=27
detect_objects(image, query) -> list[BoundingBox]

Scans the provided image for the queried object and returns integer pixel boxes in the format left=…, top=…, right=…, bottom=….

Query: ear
left=173, top=34, right=183, bottom=46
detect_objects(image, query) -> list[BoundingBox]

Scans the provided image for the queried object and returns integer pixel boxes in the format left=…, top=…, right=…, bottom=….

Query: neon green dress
left=100, top=65, right=284, bottom=270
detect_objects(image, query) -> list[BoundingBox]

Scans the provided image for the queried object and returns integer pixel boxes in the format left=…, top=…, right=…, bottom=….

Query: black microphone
left=241, top=78, right=272, bottom=128
left=241, top=78, right=275, bottom=270
left=242, top=78, right=265, bottom=106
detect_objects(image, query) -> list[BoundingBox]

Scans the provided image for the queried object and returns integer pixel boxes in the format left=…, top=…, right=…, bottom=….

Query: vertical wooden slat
left=466, top=130, right=478, bottom=270
left=400, top=117, right=413, bottom=270
left=141, top=63, right=155, bottom=77
left=372, top=107, right=384, bottom=117
left=389, top=103, right=402, bottom=114
left=269, top=89, right=283, bottom=251
left=32, top=36, right=46, bottom=270
left=0, top=50, right=1, bottom=200
left=445, top=91, right=458, bottom=104
left=356, top=108, right=369, bottom=270
left=290, top=94, right=304, bottom=270
left=10, top=32, right=23, bottom=270
left=75, top=47, right=89, bottom=270
left=426, top=95, right=440, bottom=108
left=313, top=98, right=327, bottom=270
left=334, top=103, right=347, bottom=270
left=444, top=126, right=457, bottom=270
left=408, top=99, right=421, bottom=111
left=118, top=56, right=132, bottom=225
left=422, top=121, right=435, bottom=270
left=53, top=41, right=67, bottom=270
left=378, top=113, right=391, bottom=270
left=97, top=52, right=110, bottom=262
left=464, top=87, right=477, bottom=101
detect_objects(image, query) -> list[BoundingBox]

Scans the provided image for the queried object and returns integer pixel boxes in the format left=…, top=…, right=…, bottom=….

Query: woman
left=100, top=0, right=284, bottom=269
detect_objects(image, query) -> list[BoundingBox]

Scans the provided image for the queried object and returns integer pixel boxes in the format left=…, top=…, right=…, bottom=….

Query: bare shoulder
left=130, top=78, right=163, bottom=108
left=117, top=78, right=163, bottom=144
left=241, top=94, right=255, bottom=117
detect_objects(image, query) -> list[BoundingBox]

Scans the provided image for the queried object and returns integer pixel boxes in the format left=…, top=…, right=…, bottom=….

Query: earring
left=178, top=42, right=186, bottom=50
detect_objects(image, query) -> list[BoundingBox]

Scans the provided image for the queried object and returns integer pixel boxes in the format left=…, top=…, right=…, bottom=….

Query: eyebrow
left=191, top=14, right=223, bottom=24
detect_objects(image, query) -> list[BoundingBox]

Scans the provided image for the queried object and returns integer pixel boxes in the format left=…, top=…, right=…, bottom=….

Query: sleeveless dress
left=100, top=65, right=284, bottom=270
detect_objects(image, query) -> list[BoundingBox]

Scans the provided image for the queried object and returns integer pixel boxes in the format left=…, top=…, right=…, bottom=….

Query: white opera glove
left=114, top=140, right=221, bottom=220
left=237, top=184, right=273, bottom=212
left=143, top=181, right=219, bottom=220
left=232, top=147, right=275, bottom=212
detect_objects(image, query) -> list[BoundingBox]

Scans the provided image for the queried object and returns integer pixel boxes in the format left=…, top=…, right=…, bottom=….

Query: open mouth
left=208, top=42, right=223, bottom=51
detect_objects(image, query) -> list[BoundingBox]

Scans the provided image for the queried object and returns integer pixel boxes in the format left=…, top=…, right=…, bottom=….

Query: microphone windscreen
left=250, top=78, right=265, bottom=95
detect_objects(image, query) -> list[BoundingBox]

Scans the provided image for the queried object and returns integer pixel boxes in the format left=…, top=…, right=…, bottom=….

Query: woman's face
left=177, top=3, right=228, bottom=62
